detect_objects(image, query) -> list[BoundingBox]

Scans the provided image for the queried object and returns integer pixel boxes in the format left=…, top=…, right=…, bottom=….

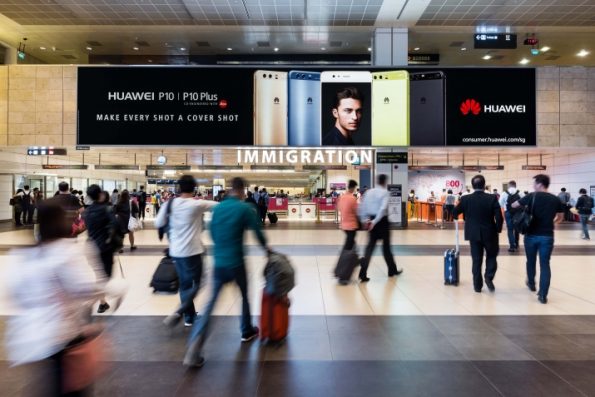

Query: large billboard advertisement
left=77, top=67, right=536, bottom=147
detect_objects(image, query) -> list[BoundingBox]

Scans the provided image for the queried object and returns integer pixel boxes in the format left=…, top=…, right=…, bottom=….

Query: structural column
left=372, top=27, right=408, bottom=66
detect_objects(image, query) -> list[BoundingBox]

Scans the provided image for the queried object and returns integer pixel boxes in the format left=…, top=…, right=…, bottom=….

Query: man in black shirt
left=512, top=174, right=564, bottom=304
left=138, top=185, right=148, bottom=221
left=575, top=188, right=594, bottom=240
left=322, top=87, right=363, bottom=146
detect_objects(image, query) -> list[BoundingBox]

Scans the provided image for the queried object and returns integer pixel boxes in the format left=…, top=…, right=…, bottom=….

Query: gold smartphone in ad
left=371, top=70, right=409, bottom=146
left=253, top=70, right=288, bottom=146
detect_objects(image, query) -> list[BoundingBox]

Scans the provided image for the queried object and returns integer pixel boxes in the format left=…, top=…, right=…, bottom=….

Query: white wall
left=0, top=175, right=13, bottom=221
left=326, top=167, right=360, bottom=192
left=465, top=151, right=595, bottom=203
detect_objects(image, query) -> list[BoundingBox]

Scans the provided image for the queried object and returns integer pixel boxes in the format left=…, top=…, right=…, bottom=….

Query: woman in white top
left=5, top=203, right=107, bottom=396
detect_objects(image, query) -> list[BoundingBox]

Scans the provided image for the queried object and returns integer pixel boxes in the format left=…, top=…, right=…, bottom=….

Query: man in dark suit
left=452, top=175, right=503, bottom=293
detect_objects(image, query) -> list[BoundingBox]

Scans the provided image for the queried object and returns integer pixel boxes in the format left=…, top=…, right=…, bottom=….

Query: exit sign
left=474, top=34, right=517, bottom=49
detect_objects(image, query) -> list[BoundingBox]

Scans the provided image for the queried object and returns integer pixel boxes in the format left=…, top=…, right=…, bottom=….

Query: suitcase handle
left=455, top=219, right=460, bottom=252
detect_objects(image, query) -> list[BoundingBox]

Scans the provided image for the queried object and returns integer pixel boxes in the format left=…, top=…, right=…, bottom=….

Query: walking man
left=453, top=175, right=503, bottom=293
left=499, top=180, right=522, bottom=252
left=157, top=175, right=218, bottom=328
left=558, top=187, right=571, bottom=221
left=575, top=188, right=594, bottom=240
left=183, top=177, right=270, bottom=367
left=357, top=174, right=403, bottom=282
left=138, top=185, right=147, bottom=221
left=512, top=174, right=564, bottom=304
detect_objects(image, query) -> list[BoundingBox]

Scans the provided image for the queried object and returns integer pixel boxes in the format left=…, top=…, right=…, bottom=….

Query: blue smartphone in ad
left=288, top=71, right=321, bottom=146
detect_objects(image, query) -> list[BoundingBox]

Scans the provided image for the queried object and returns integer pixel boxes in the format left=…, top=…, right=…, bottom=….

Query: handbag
left=62, top=327, right=110, bottom=393
left=71, top=215, right=87, bottom=237
left=512, top=193, right=536, bottom=235
left=128, top=216, right=140, bottom=232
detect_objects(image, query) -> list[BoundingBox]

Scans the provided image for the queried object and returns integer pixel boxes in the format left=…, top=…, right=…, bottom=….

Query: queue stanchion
left=316, top=200, right=322, bottom=224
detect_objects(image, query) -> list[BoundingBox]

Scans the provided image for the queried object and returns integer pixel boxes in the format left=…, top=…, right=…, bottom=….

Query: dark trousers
left=259, top=206, right=267, bottom=224
left=343, top=230, right=357, bottom=251
left=189, top=265, right=252, bottom=352
left=505, top=211, right=520, bottom=249
left=524, top=235, right=554, bottom=297
left=139, top=203, right=146, bottom=219
left=22, top=205, right=32, bottom=224
left=172, top=254, right=204, bottom=324
left=14, top=209, right=23, bottom=225
left=360, top=216, right=398, bottom=278
left=444, top=205, right=454, bottom=222
left=469, top=238, right=499, bottom=290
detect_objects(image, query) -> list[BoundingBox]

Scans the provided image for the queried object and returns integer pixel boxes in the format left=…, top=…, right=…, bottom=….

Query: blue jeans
left=524, top=235, right=554, bottom=297
left=505, top=211, right=520, bottom=249
left=188, top=265, right=253, bottom=351
left=580, top=215, right=590, bottom=239
left=172, top=254, right=203, bottom=324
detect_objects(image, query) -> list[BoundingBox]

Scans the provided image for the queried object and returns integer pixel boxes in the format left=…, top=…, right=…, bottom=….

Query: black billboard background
left=77, top=66, right=536, bottom=147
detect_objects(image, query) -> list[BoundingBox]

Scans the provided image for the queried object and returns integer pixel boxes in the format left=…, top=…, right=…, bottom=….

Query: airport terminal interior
left=1, top=1, right=595, bottom=396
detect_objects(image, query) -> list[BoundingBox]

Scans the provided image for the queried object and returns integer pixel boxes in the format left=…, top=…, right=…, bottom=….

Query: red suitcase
left=260, top=290, right=290, bottom=343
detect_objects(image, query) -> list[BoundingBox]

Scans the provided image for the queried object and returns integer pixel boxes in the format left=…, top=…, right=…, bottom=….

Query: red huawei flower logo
left=460, top=99, right=481, bottom=116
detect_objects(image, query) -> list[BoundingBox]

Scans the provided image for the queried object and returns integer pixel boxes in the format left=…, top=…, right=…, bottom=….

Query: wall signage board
left=376, top=152, right=408, bottom=164
left=473, top=34, right=517, bottom=49
left=27, top=147, right=67, bottom=156
left=94, top=165, right=140, bottom=170
left=42, top=165, right=88, bottom=170
left=78, top=66, right=535, bottom=147
left=522, top=165, right=546, bottom=170
left=146, top=165, right=191, bottom=171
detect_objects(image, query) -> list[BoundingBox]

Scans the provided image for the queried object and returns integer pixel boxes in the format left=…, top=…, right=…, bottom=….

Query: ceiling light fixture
left=413, top=47, right=420, bottom=51
left=367, top=47, right=372, bottom=51
left=132, top=46, right=139, bottom=51
left=86, top=46, right=92, bottom=51
left=519, top=58, right=530, bottom=65
left=227, top=47, right=233, bottom=51
left=461, top=47, right=467, bottom=51
left=577, top=49, right=590, bottom=57
left=482, top=54, right=491, bottom=60
left=39, top=46, right=46, bottom=50
left=180, top=47, right=186, bottom=51
left=274, top=47, right=279, bottom=52
left=540, top=46, right=550, bottom=52
left=321, top=47, right=326, bottom=50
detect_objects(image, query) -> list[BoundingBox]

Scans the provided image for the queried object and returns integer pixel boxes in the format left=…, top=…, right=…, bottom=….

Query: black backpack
left=22, top=192, right=31, bottom=205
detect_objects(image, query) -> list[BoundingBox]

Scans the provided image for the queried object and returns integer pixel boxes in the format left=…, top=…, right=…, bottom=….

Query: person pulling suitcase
left=444, top=220, right=460, bottom=286
left=335, top=180, right=361, bottom=285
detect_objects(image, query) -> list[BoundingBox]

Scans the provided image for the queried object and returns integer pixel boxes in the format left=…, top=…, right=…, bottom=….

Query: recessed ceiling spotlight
left=413, top=47, right=420, bottom=51
left=460, top=47, right=467, bottom=51
left=180, top=47, right=186, bottom=51
left=321, top=47, right=326, bottom=50
left=577, top=49, right=590, bottom=57
left=482, top=54, right=491, bottom=60
left=39, top=46, right=46, bottom=50
left=226, top=47, right=233, bottom=51
left=274, top=47, right=279, bottom=52
left=540, top=46, right=550, bottom=52
left=86, top=46, right=92, bottom=51
left=132, top=46, right=139, bottom=51
left=367, top=47, right=372, bottom=51
left=519, top=58, right=530, bottom=65
left=148, top=59, right=153, bottom=63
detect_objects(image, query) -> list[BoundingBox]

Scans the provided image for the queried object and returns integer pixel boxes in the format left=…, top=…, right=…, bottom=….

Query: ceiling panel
left=417, top=0, right=595, bottom=27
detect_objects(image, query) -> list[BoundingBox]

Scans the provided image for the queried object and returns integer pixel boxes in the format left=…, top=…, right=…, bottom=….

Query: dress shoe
left=538, top=295, right=548, bottom=304
left=485, top=280, right=495, bottom=292
left=359, top=276, right=370, bottom=283
left=474, top=288, right=482, bottom=293
left=525, top=280, right=536, bottom=292
left=388, top=268, right=403, bottom=277
left=508, top=247, right=515, bottom=253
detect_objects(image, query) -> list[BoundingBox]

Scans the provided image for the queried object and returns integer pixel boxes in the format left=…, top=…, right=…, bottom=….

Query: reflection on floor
left=1, top=222, right=594, bottom=396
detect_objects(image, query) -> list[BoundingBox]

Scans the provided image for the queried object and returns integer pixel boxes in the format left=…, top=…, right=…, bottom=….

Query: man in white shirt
left=357, top=174, right=403, bottom=282
left=499, top=180, right=523, bottom=252
left=156, top=175, right=218, bottom=328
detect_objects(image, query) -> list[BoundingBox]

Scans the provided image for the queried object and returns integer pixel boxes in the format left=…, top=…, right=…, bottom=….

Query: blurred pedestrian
left=114, top=190, right=139, bottom=252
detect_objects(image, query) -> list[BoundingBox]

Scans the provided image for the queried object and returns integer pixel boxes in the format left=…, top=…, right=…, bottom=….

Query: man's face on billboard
left=333, top=98, right=363, bottom=134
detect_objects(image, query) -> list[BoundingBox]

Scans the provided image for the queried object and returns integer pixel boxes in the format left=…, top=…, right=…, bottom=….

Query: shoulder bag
left=512, top=193, right=536, bottom=235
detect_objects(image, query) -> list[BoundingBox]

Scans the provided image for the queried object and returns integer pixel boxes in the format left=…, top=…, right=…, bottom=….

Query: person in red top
left=337, top=180, right=360, bottom=252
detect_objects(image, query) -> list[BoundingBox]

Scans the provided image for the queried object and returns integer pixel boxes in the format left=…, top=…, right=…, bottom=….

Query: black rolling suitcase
left=150, top=256, right=179, bottom=293
left=267, top=212, right=278, bottom=224
left=444, top=220, right=460, bottom=286
left=334, top=249, right=359, bottom=284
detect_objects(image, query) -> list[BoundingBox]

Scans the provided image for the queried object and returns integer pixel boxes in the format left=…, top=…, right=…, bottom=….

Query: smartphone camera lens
left=262, top=73, right=266, bottom=78
left=269, top=74, right=272, bottom=78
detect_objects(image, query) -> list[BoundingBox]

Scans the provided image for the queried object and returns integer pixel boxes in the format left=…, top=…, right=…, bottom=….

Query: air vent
left=449, top=41, right=464, bottom=47
left=62, top=55, right=77, bottom=59
left=196, top=41, right=210, bottom=47
left=330, top=41, right=342, bottom=47
left=86, top=41, right=102, bottom=47
left=135, top=40, right=150, bottom=47
left=257, top=41, right=270, bottom=47
left=545, top=55, right=560, bottom=60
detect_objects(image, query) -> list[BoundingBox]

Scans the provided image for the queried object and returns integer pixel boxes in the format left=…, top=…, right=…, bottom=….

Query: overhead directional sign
left=474, top=34, right=517, bottom=49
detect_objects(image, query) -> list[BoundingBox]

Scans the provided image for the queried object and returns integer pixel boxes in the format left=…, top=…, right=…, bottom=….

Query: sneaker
left=241, top=326, right=259, bottom=342
left=525, top=280, right=537, bottom=292
left=130, top=246, right=138, bottom=251
left=538, top=295, right=548, bottom=304
left=97, top=303, right=110, bottom=313
left=163, top=313, right=181, bottom=328
left=184, top=321, right=194, bottom=327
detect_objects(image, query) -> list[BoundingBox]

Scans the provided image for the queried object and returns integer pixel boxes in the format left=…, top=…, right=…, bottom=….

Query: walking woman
left=5, top=203, right=106, bottom=396
left=114, top=190, right=139, bottom=252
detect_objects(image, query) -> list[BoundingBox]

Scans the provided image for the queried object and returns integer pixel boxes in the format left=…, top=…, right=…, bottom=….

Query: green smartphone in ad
left=371, top=70, right=409, bottom=146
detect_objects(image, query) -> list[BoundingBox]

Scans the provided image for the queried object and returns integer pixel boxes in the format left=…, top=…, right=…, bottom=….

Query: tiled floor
left=1, top=221, right=595, bottom=396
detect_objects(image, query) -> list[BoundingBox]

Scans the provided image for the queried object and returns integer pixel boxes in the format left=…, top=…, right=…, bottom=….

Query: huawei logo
left=307, top=97, right=313, bottom=104
left=274, top=97, right=280, bottom=104
left=460, top=99, right=481, bottom=116
left=383, top=97, right=390, bottom=104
